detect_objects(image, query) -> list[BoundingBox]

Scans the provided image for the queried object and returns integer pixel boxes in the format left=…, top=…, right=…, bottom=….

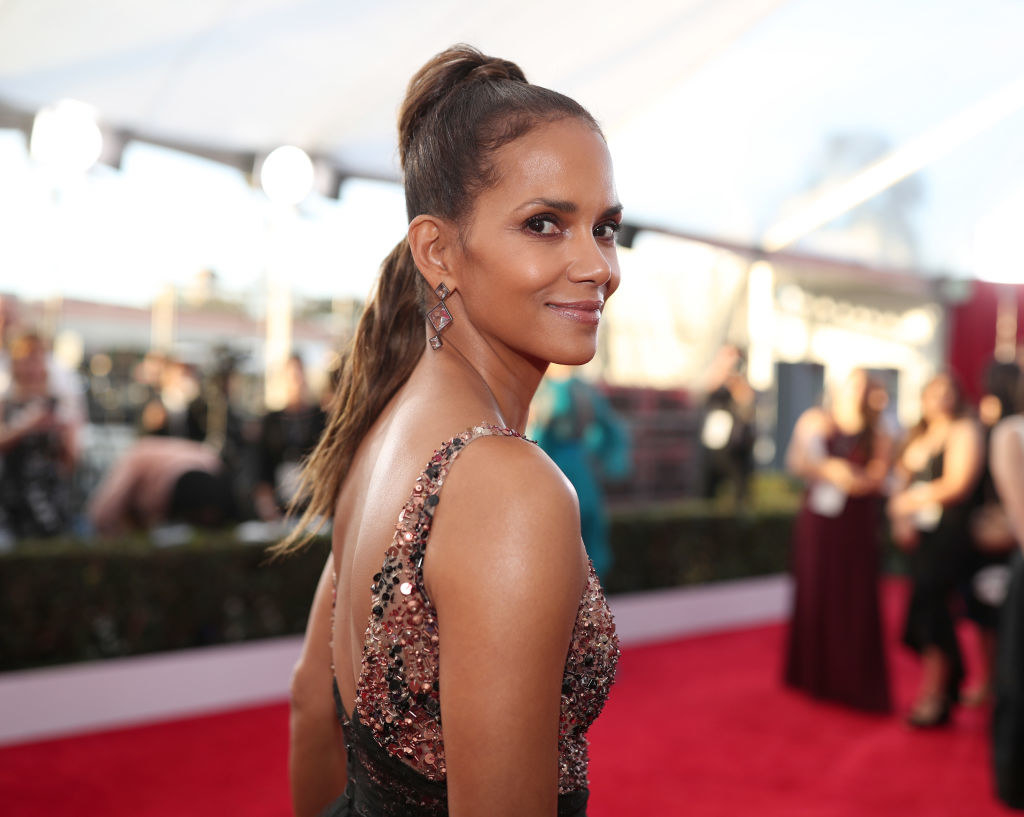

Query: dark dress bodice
left=322, top=424, right=620, bottom=817
left=901, top=439, right=982, bottom=691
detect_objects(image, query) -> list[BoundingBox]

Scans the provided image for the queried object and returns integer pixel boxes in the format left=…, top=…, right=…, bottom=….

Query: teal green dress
left=531, top=377, right=630, bottom=579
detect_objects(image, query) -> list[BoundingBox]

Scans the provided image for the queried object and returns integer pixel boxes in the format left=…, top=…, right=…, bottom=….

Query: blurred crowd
left=0, top=296, right=332, bottom=547
left=781, top=360, right=1024, bottom=809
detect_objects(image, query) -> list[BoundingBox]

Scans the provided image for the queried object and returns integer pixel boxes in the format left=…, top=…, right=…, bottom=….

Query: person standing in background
left=889, top=373, right=984, bottom=727
left=989, top=392, right=1024, bottom=809
left=784, top=368, right=892, bottom=713
left=699, top=344, right=756, bottom=508
left=253, top=354, right=326, bottom=522
left=0, top=329, right=79, bottom=542
left=139, top=357, right=207, bottom=440
left=961, top=361, right=1021, bottom=706
left=531, top=366, right=630, bottom=580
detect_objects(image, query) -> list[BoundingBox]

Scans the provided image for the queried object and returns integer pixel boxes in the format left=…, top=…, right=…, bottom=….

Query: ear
left=408, top=214, right=459, bottom=293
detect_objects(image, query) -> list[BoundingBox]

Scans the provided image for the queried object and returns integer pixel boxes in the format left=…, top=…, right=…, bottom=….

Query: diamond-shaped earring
left=428, top=283, right=453, bottom=350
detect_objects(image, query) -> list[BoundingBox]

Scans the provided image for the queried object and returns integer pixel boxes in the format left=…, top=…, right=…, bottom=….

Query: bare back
left=329, top=354, right=571, bottom=720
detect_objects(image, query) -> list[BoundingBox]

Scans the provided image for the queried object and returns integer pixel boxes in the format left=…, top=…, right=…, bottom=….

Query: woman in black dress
left=960, top=361, right=1021, bottom=706
left=889, top=373, right=984, bottom=727
left=784, top=368, right=893, bottom=712
left=989, top=408, right=1024, bottom=808
left=279, top=45, right=622, bottom=817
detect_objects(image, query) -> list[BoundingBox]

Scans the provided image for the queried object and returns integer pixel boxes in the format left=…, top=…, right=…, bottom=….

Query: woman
left=888, top=373, right=984, bottom=727
left=530, top=366, right=630, bottom=580
left=254, top=354, right=326, bottom=522
left=784, top=369, right=893, bottom=713
left=0, top=329, right=77, bottom=541
left=279, top=46, right=621, bottom=817
left=989, top=404, right=1024, bottom=809
left=960, top=361, right=1021, bottom=706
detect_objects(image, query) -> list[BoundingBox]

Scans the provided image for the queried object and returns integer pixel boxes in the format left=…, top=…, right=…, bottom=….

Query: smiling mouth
left=546, top=300, right=604, bottom=325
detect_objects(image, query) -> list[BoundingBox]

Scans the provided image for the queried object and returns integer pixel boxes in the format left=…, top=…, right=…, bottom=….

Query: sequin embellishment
left=350, top=423, right=620, bottom=794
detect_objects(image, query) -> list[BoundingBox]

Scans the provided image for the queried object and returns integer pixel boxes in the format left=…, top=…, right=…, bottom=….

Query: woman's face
left=921, top=375, right=955, bottom=422
left=450, top=117, right=621, bottom=367
left=11, top=338, right=47, bottom=394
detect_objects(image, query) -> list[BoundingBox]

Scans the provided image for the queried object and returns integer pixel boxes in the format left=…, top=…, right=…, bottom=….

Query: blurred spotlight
left=898, top=308, right=937, bottom=344
left=30, top=99, right=103, bottom=174
left=259, top=145, right=314, bottom=205
left=54, top=330, right=84, bottom=372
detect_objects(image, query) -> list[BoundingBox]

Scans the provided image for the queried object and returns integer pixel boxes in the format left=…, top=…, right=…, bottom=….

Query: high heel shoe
left=906, top=695, right=953, bottom=728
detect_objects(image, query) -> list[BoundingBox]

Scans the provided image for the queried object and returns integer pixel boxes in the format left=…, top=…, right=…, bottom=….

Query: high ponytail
left=271, top=44, right=601, bottom=555
left=270, top=240, right=426, bottom=555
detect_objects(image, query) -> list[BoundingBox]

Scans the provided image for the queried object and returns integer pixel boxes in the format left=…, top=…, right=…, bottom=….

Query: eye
left=525, top=215, right=560, bottom=236
left=594, top=221, right=621, bottom=241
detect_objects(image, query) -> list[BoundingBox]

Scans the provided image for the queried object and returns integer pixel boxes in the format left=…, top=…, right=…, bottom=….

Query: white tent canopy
left=1, top=0, right=1023, bottom=280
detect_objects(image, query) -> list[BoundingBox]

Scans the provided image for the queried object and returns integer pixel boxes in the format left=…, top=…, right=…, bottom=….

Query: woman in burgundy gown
left=784, top=369, right=893, bottom=713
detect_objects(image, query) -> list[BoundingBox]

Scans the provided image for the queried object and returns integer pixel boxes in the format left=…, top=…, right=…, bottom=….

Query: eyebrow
left=517, top=198, right=624, bottom=218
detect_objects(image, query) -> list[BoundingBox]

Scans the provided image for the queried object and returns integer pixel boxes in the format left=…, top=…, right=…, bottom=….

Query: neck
left=927, top=414, right=952, bottom=436
left=421, top=330, right=546, bottom=434
left=831, top=404, right=865, bottom=435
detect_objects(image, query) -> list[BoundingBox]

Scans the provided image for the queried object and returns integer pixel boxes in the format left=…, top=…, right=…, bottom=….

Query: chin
left=549, top=344, right=598, bottom=367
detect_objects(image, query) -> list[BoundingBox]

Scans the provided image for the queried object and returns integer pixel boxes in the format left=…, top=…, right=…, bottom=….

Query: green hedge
left=1, top=506, right=800, bottom=672
left=0, top=538, right=328, bottom=672
left=604, top=507, right=796, bottom=594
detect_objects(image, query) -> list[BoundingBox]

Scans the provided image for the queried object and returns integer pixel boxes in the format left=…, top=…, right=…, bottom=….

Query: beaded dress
left=320, top=424, right=620, bottom=817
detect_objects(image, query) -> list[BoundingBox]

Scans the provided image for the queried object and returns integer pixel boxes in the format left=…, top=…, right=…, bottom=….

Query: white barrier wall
left=0, top=574, right=791, bottom=746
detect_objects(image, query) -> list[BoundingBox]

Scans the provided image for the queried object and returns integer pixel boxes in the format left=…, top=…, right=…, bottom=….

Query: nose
left=566, top=233, right=614, bottom=287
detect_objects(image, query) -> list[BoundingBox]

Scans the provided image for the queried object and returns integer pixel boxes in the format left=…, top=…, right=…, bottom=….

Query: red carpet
left=1, top=580, right=1017, bottom=816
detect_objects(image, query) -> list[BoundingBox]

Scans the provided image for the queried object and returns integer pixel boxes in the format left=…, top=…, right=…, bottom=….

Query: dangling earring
left=427, top=282, right=453, bottom=350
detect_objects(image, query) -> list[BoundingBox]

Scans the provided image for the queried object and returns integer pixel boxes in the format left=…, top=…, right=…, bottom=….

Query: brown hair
left=272, top=45, right=600, bottom=556
left=904, top=371, right=970, bottom=448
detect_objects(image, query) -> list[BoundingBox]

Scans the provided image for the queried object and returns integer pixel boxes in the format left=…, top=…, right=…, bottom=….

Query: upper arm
left=291, top=553, right=337, bottom=707
left=992, top=419, right=1024, bottom=547
left=425, top=439, right=585, bottom=817
left=290, top=553, right=347, bottom=817
left=871, top=429, right=894, bottom=467
left=939, top=419, right=984, bottom=501
left=786, top=408, right=825, bottom=477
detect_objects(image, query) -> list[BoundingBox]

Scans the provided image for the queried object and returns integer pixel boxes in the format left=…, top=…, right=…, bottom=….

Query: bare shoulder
left=423, top=433, right=585, bottom=609
left=993, top=416, right=1024, bottom=447
left=949, top=416, right=984, bottom=447
left=993, top=416, right=1024, bottom=465
left=796, top=406, right=829, bottom=433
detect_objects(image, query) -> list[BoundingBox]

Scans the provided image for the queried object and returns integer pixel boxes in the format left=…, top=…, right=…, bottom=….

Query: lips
left=546, top=300, right=604, bottom=325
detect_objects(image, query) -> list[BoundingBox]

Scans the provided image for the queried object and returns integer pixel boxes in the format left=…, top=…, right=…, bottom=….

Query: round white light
left=899, top=308, right=937, bottom=344
left=30, top=99, right=103, bottom=174
left=260, top=145, right=315, bottom=205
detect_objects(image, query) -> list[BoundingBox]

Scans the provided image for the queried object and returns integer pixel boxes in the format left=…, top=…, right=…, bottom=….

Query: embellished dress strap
left=351, top=423, right=532, bottom=784
left=401, top=423, right=531, bottom=604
